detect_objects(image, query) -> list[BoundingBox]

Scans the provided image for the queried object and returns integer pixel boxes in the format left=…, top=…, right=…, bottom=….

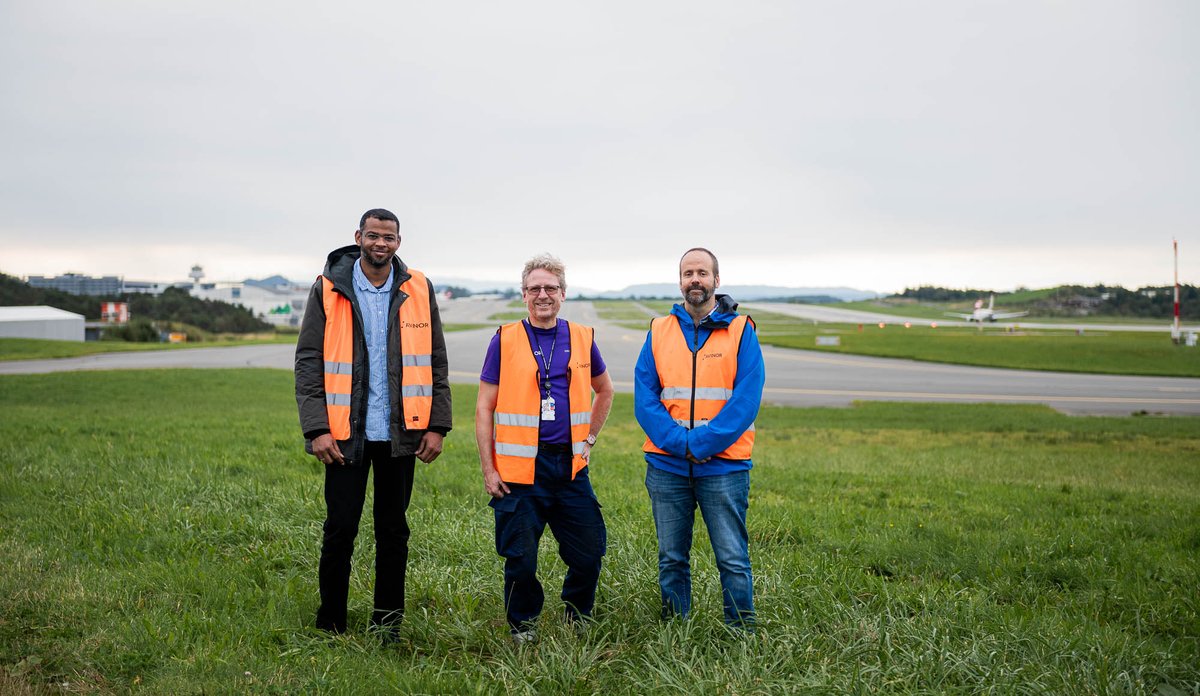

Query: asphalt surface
left=4, top=299, right=1198, bottom=416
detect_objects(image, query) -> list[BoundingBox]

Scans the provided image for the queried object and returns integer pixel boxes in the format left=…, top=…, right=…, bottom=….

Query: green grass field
left=1, top=370, right=1197, bottom=693
left=639, top=300, right=676, bottom=315
left=591, top=300, right=656, bottom=323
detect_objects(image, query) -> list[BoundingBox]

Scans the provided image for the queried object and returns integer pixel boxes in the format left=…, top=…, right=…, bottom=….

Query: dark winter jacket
left=294, top=245, right=452, bottom=464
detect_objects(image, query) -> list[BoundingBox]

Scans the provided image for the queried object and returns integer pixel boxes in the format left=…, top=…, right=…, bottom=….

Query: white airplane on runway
left=945, top=294, right=1028, bottom=323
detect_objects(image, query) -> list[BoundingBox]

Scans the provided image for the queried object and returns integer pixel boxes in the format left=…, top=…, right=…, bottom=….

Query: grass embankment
left=488, top=300, right=525, bottom=321
left=0, top=336, right=298, bottom=362
left=752, top=311, right=1200, bottom=377
left=1, top=371, right=1197, bottom=693
left=483, top=300, right=528, bottom=320
left=594, top=300, right=670, bottom=330
left=592, top=300, right=656, bottom=325
left=639, top=300, right=676, bottom=315
left=837, top=300, right=992, bottom=322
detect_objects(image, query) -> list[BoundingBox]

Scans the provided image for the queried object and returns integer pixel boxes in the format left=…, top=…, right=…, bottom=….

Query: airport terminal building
left=22, top=269, right=309, bottom=328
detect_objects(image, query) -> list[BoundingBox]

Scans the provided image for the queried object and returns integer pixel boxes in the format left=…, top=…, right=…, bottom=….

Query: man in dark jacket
left=295, top=208, right=452, bottom=637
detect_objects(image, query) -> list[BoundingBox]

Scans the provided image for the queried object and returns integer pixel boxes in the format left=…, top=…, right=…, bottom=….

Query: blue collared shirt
left=352, top=259, right=394, bottom=441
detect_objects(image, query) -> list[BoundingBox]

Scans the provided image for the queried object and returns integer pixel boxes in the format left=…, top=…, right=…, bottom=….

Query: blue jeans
left=645, top=464, right=754, bottom=626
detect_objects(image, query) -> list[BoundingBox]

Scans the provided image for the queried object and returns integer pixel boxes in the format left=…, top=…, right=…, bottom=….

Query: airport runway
left=745, top=301, right=1196, bottom=333
left=3, top=299, right=1198, bottom=416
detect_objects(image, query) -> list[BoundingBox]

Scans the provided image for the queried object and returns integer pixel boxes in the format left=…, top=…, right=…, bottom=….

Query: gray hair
left=521, top=253, right=567, bottom=291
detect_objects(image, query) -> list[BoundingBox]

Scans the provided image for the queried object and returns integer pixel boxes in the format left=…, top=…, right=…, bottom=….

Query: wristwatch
left=585, top=433, right=597, bottom=446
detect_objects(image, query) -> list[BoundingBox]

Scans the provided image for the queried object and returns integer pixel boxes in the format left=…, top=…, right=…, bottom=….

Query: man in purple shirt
left=475, top=254, right=614, bottom=645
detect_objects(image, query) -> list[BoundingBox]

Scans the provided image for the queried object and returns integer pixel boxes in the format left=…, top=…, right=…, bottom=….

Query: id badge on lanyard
left=527, top=320, right=559, bottom=421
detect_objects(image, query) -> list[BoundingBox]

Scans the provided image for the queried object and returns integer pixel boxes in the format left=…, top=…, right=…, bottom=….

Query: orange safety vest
left=493, top=321, right=594, bottom=484
left=643, top=314, right=755, bottom=460
left=320, top=269, right=433, bottom=440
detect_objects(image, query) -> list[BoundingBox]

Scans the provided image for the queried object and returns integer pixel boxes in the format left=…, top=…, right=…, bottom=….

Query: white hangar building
left=0, top=306, right=86, bottom=341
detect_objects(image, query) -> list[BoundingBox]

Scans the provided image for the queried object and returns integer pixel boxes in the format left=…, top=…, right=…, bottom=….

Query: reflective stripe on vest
left=493, top=321, right=594, bottom=485
left=643, top=314, right=756, bottom=460
left=320, top=269, right=434, bottom=440
left=397, top=269, right=434, bottom=430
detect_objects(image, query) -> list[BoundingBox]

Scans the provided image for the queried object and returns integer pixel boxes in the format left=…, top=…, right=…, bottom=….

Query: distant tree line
left=897, top=286, right=996, bottom=301
left=0, top=273, right=272, bottom=333
left=782, top=295, right=843, bottom=304
left=894, top=284, right=1200, bottom=319
left=1037, top=284, right=1200, bottom=320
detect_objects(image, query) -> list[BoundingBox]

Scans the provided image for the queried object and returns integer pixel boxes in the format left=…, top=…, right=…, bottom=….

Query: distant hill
left=590, top=284, right=878, bottom=302
left=333, top=276, right=879, bottom=301
left=243, top=275, right=295, bottom=290
left=432, top=276, right=520, bottom=294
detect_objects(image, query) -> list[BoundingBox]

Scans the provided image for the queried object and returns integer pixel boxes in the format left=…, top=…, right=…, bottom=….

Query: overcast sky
left=2, top=1, right=1196, bottom=295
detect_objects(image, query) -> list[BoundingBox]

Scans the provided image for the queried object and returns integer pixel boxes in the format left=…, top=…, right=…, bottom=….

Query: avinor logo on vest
left=403, top=321, right=431, bottom=329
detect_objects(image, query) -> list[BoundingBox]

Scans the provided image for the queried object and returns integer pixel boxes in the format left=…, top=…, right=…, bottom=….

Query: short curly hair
left=521, top=253, right=567, bottom=292
left=359, top=208, right=399, bottom=231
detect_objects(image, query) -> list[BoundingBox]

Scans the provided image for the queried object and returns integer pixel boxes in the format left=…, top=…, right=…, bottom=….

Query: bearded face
left=679, top=251, right=718, bottom=309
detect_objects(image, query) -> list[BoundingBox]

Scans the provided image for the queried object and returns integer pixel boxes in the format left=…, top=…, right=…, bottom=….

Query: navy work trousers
left=490, top=447, right=607, bottom=630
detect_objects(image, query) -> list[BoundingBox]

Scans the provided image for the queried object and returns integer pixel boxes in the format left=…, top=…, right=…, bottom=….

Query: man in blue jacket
left=634, top=247, right=765, bottom=629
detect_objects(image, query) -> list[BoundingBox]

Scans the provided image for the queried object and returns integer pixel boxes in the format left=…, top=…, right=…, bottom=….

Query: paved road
left=4, top=298, right=1198, bottom=416
left=0, top=343, right=300, bottom=373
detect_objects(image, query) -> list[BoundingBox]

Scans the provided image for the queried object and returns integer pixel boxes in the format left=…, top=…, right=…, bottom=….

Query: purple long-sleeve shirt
left=480, top=319, right=606, bottom=444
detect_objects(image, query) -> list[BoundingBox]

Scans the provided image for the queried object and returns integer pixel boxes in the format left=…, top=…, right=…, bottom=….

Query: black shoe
left=371, top=608, right=404, bottom=626
left=372, top=624, right=402, bottom=646
left=315, top=618, right=346, bottom=634
left=371, top=609, right=403, bottom=645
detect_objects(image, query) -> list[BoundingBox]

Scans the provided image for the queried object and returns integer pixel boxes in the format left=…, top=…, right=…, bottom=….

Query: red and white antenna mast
left=1174, top=239, right=1181, bottom=338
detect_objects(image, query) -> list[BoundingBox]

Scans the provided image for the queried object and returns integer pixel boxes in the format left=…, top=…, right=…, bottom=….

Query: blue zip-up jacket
left=634, top=294, right=765, bottom=478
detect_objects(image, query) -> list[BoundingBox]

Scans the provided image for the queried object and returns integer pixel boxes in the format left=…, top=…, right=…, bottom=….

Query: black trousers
left=316, top=441, right=415, bottom=633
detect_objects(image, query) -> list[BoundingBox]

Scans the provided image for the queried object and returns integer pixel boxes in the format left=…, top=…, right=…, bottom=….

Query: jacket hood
left=714, top=293, right=739, bottom=315
left=322, top=244, right=409, bottom=293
